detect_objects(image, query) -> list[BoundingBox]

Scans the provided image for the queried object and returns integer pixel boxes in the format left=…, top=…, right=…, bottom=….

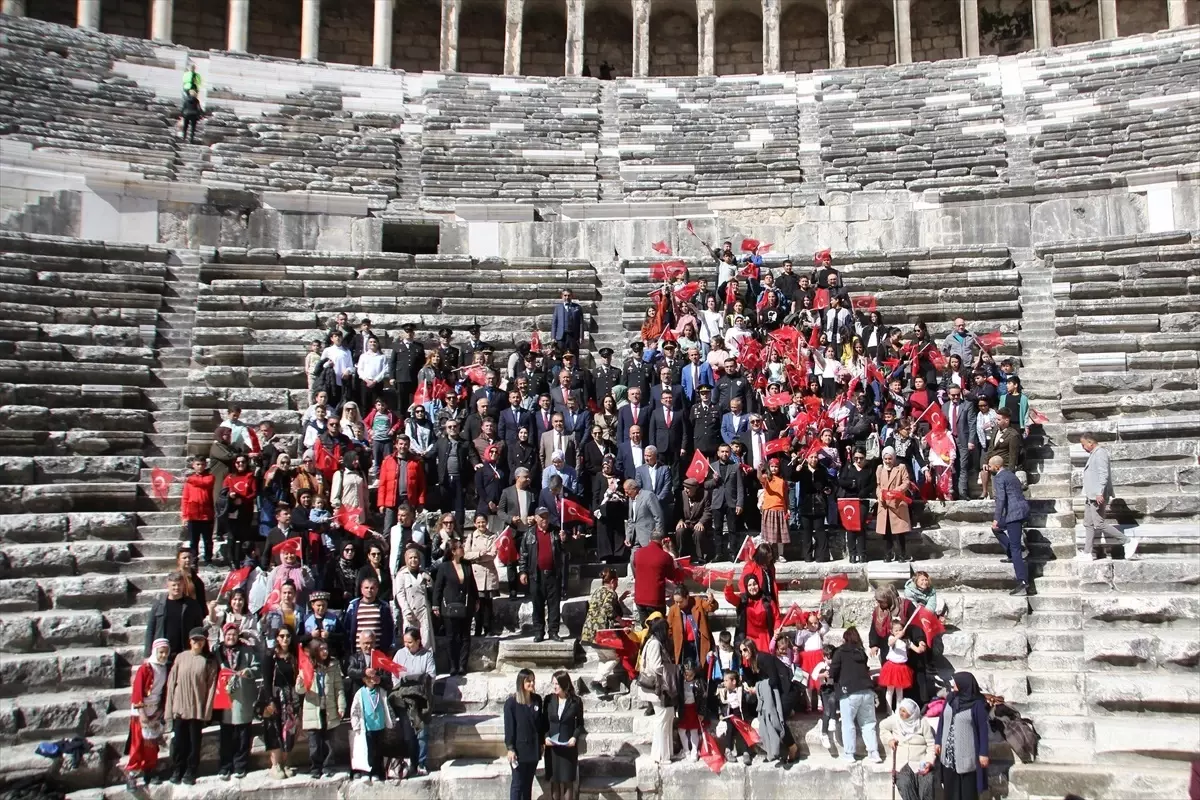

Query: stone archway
left=522, top=4, right=568, bottom=77
left=650, top=2, right=698, bottom=76
left=584, top=3, right=632, bottom=78
left=392, top=0, right=442, bottom=72
left=911, top=0, right=961, bottom=61
left=844, top=0, right=893, bottom=66
left=459, top=0, right=505, bottom=74
left=780, top=0, right=829, bottom=73
left=714, top=3, right=762, bottom=75
left=978, top=0, right=1034, bottom=56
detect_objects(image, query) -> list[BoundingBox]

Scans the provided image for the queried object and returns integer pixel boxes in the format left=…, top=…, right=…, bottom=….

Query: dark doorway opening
left=382, top=222, right=440, bottom=254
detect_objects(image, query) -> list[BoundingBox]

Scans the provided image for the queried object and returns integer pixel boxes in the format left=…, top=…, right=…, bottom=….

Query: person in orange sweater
left=181, top=455, right=216, bottom=566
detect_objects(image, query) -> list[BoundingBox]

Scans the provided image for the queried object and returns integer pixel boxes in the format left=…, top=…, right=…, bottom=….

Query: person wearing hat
left=592, top=347, right=622, bottom=403
left=390, top=322, right=425, bottom=413
left=689, top=383, right=721, bottom=457
left=215, top=621, right=259, bottom=780
left=436, top=326, right=461, bottom=372
left=553, top=288, right=584, bottom=356
left=518, top=507, right=565, bottom=642
left=164, top=627, right=218, bottom=785
left=623, top=341, right=652, bottom=398
left=676, top=478, right=713, bottom=563
left=124, top=638, right=170, bottom=788
left=462, top=322, right=487, bottom=360
left=300, top=591, right=344, bottom=661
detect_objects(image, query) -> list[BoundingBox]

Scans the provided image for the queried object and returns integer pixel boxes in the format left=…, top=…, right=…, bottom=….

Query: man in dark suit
left=617, top=386, right=652, bottom=444
left=463, top=397, right=494, bottom=445
left=646, top=388, right=688, bottom=468
left=552, top=289, right=584, bottom=355
left=649, top=365, right=685, bottom=413
left=617, top=424, right=647, bottom=480
left=550, top=370, right=585, bottom=415
left=580, top=426, right=611, bottom=498
left=654, top=342, right=685, bottom=385
left=436, top=327, right=460, bottom=373
left=533, top=395, right=556, bottom=441
left=499, top=389, right=532, bottom=444
left=982, top=408, right=1021, bottom=498
left=635, top=446, right=675, bottom=530
left=689, top=384, right=721, bottom=457
left=591, top=347, right=622, bottom=402
left=461, top=323, right=488, bottom=361
left=498, top=468, right=538, bottom=599
left=391, top=322, right=424, bottom=413
left=704, top=443, right=744, bottom=561
left=720, top=397, right=750, bottom=446
left=714, top=357, right=752, bottom=414
left=432, top=419, right=471, bottom=528
left=470, top=370, right=506, bottom=414
left=943, top=384, right=976, bottom=500
left=560, top=394, right=591, bottom=449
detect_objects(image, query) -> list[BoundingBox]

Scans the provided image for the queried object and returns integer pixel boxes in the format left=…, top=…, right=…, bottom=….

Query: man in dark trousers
left=592, top=347, right=621, bottom=402
left=552, top=289, right=584, bottom=355
left=143, top=571, right=206, bottom=662
left=432, top=419, right=471, bottom=528
left=704, top=443, right=744, bottom=562
left=689, top=384, right=721, bottom=457
left=988, top=455, right=1033, bottom=597
left=391, top=322, right=424, bottom=414
left=518, top=507, right=564, bottom=642
left=647, top=388, right=688, bottom=472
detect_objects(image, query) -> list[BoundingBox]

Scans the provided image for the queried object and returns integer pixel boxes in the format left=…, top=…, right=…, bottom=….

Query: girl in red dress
left=877, top=619, right=915, bottom=712
left=675, top=660, right=706, bottom=762
left=124, top=638, right=170, bottom=788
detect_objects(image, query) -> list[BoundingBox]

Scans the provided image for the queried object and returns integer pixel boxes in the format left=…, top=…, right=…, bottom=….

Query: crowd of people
left=133, top=238, right=1062, bottom=797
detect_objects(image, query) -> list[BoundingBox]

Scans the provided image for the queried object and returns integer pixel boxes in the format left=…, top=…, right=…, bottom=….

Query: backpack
left=991, top=702, right=1039, bottom=763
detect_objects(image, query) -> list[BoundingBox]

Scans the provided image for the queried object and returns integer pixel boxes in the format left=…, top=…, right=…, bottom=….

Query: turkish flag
left=735, top=536, right=756, bottom=563
left=298, top=647, right=314, bottom=688
left=371, top=649, right=405, bottom=677
left=978, top=331, right=1004, bottom=351
left=851, top=295, right=876, bottom=313
left=464, top=365, right=488, bottom=386
left=927, top=429, right=954, bottom=461
left=214, top=668, right=235, bottom=711
left=807, top=326, right=822, bottom=349
left=705, top=567, right=734, bottom=586
left=1029, top=408, right=1048, bottom=425
left=685, top=450, right=711, bottom=483
left=740, top=238, right=760, bottom=253
left=813, top=288, right=831, bottom=310
left=837, top=499, right=862, bottom=532
left=496, top=526, right=520, bottom=566
left=928, top=409, right=947, bottom=432
left=738, top=338, right=765, bottom=371
left=737, top=263, right=760, bottom=281
left=802, top=396, right=823, bottom=416
left=699, top=726, right=726, bottom=774
left=313, top=439, right=340, bottom=477
left=650, top=259, right=688, bottom=282
left=674, top=281, right=702, bottom=303
left=881, top=358, right=900, bottom=374
left=769, top=326, right=800, bottom=354
left=813, top=248, right=832, bottom=266
left=777, top=602, right=806, bottom=631
left=230, top=474, right=255, bottom=497
left=335, top=506, right=370, bottom=537
left=651, top=240, right=673, bottom=255
left=882, top=489, right=913, bottom=504
left=929, top=349, right=947, bottom=371
left=724, top=281, right=737, bottom=306
left=936, top=468, right=953, bottom=499
left=730, top=716, right=760, bottom=747
left=914, top=605, right=945, bottom=641
left=220, top=565, right=253, bottom=597
left=272, top=537, right=303, bottom=560
left=150, top=467, right=174, bottom=500
left=562, top=498, right=594, bottom=526
left=763, top=392, right=792, bottom=411
left=764, top=436, right=791, bottom=457
left=821, top=573, right=850, bottom=602
left=593, top=628, right=641, bottom=677
left=785, top=364, right=807, bottom=389
left=865, top=361, right=885, bottom=386
left=686, top=220, right=696, bottom=236
left=530, top=329, right=542, bottom=353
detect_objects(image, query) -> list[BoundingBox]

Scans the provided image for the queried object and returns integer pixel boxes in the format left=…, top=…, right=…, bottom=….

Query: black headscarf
left=949, top=670, right=984, bottom=714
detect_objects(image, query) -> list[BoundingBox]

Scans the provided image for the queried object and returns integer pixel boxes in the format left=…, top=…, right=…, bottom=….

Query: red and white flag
left=271, top=537, right=303, bottom=560
left=651, top=240, right=673, bottom=256
left=735, top=536, right=756, bottom=563
left=150, top=467, right=174, bottom=501
left=837, top=499, right=862, bottom=532
left=561, top=498, right=594, bottom=526
left=977, top=331, right=1004, bottom=351
left=685, top=450, right=712, bottom=483
left=821, top=573, right=850, bottom=602
left=371, top=649, right=406, bottom=677
left=649, top=259, right=688, bottom=282
left=219, top=565, right=252, bottom=597
left=776, top=602, right=806, bottom=631
left=335, top=506, right=370, bottom=537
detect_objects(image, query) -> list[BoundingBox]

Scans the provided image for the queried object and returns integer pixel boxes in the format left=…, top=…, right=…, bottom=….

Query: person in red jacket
left=180, top=455, right=216, bottom=566
left=631, top=530, right=684, bottom=622
left=377, top=433, right=428, bottom=534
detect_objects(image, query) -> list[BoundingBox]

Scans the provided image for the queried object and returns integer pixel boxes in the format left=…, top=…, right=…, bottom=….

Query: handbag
left=443, top=602, right=470, bottom=619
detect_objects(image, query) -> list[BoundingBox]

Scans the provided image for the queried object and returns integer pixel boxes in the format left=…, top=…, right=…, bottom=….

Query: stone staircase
left=171, top=141, right=210, bottom=184
left=590, top=258, right=628, bottom=354
left=596, top=81, right=622, bottom=201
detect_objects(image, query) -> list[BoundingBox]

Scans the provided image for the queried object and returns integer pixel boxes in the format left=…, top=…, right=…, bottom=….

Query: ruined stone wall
left=844, top=0, right=894, bottom=66
left=584, top=7, right=632, bottom=77
left=27, top=0, right=75, bottom=27
left=522, top=8, right=567, bottom=77
left=99, top=0, right=147, bottom=40
left=911, top=0, right=962, bottom=61
left=1115, top=0, right=1168, bottom=36
left=174, top=2, right=226, bottom=53
left=1051, top=0, right=1099, bottom=45
left=391, top=1, right=441, bottom=72
left=979, top=0, right=1035, bottom=56
left=781, top=4, right=829, bottom=74
left=649, top=9, right=698, bottom=76
left=247, top=0, right=303, bottom=59
left=459, top=2, right=505, bottom=74
left=715, top=8, right=762, bottom=75
left=314, top=0, right=375, bottom=66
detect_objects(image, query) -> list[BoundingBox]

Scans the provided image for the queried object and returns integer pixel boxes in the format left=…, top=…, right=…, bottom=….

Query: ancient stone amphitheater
left=0, top=6, right=1197, bottom=800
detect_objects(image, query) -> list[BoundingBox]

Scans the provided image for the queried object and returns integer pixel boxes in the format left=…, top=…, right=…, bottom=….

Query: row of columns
left=1, top=0, right=1186, bottom=70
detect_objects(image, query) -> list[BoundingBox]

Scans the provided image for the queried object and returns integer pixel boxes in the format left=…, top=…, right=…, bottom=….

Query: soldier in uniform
left=623, top=341, right=652, bottom=398
left=592, top=347, right=621, bottom=402
left=715, top=356, right=753, bottom=414
left=462, top=323, right=488, bottom=361
left=391, top=322, right=424, bottom=414
left=436, top=327, right=461, bottom=373
left=656, top=341, right=685, bottom=385
left=689, top=384, right=721, bottom=458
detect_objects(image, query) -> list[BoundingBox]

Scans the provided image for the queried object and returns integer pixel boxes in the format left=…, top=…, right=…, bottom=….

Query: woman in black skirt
left=504, top=669, right=544, bottom=800
left=542, top=670, right=584, bottom=800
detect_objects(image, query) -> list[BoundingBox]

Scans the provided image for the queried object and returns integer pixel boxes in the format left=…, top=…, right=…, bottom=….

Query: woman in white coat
left=880, top=698, right=937, bottom=800
left=635, top=613, right=676, bottom=764
left=394, top=546, right=435, bottom=654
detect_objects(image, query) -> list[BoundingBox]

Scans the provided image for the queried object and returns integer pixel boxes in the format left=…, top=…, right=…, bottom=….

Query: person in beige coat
left=880, top=698, right=937, bottom=800
left=295, top=639, right=346, bottom=778
left=464, top=512, right=500, bottom=636
left=876, top=446, right=913, bottom=563
left=164, top=628, right=218, bottom=784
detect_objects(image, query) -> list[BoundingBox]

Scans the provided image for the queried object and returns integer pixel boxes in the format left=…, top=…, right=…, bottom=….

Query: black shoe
left=589, top=680, right=607, bottom=695
left=885, top=551, right=896, bottom=563
left=1009, top=583, right=1029, bottom=596
left=311, top=770, right=323, bottom=779
left=549, top=634, right=563, bottom=642
left=576, top=677, right=589, bottom=695
left=219, top=771, right=232, bottom=781
left=1000, top=557, right=1013, bottom=564
left=508, top=591, right=518, bottom=600
left=901, top=554, right=914, bottom=563
left=183, top=775, right=196, bottom=786
left=235, top=772, right=247, bottom=779
left=169, top=775, right=182, bottom=785
left=533, top=634, right=544, bottom=643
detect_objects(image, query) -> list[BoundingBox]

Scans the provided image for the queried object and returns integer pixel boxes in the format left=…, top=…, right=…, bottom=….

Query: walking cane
left=890, top=743, right=898, bottom=800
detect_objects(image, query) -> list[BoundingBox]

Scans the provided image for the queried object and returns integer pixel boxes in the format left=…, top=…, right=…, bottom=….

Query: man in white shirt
left=320, top=330, right=355, bottom=405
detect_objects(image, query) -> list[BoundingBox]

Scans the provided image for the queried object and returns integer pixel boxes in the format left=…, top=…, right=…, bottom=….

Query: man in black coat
left=518, top=508, right=565, bottom=642
left=704, top=443, right=744, bottom=561
left=143, top=571, right=206, bottom=661
left=436, top=327, right=461, bottom=373
left=623, top=342, right=652, bottom=398
left=715, top=358, right=753, bottom=414
left=689, top=384, right=721, bottom=457
left=391, top=322, right=425, bottom=414
left=431, top=419, right=472, bottom=528
left=646, top=388, right=689, bottom=469
left=591, top=347, right=622, bottom=402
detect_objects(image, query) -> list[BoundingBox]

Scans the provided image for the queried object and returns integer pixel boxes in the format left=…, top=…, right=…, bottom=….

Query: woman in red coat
left=739, top=542, right=780, bottom=603
left=218, top=454, right=258, bottom=567
left=124, top=638, right=170, bottom=788
left=725, top=574, right=776, bottom=654
left=180, top=455, right=216, bottom=565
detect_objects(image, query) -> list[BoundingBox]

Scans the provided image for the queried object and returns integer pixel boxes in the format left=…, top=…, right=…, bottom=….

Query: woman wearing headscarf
left=876, top=446, right=913, bottom=562
left=635, top=613, right=676, bottom=764
left=725, top=573, right=776, bottom=655
left=592, top=454, right=628, bottom=563
left=935, top=672, right=991, bottom=800
left=323, top=539, right=360, bottom=610
left=124, top=638, right=171, bottom=788
left=258, top=453, right=294, bottom=537
left=881, top=698, right=937, bottom=800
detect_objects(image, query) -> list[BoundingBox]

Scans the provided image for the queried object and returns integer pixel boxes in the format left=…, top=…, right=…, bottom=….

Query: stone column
left=631, top=0, right=650, bottom=77
left=894, top=0, right=912, bottom=63
left=503, top=0, right=524, bottom=75
left=440, top=0, right=461, bottom=71
left=960, top=0, right=979, bottom=57
left=77, top=0, right=100, bottom=28
left=373, top=0, right=393, bottom=67
left=2, top=0, right=27, bottom=16
left=227, top=0, right=249, bottom=52
left=300, top=0, right=320, bottom=60
left=1098, top=0, right=1117, bottom=38
left=1032, top=0, right=1051, bottom=48
left=150, top=0, right=173, bottom=42
left=827, top=0, right=845, bottom=68
left=1167, top=0, right=1187, bottom=28
left=762, top=0, right=781, bottom=73
left=565, top=0, right=585, bottom=76
left=697, top=0, right=715, bottom=75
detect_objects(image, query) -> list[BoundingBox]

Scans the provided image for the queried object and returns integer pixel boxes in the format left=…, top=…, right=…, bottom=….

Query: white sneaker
left=820, top=733, right=831, bottom=748
left=687, top=751, right=698, bottom=762
left=1075, top=551, right=1095, bottom=561
left=776, top=554, right=787, bottom=563
left=870, top=753, right=884, bottom=764
left=1125, top=539, right=1139, bottom=560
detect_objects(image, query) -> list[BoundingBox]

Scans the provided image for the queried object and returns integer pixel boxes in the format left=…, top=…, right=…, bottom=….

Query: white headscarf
left=895, top=698, right=922, bottom=738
